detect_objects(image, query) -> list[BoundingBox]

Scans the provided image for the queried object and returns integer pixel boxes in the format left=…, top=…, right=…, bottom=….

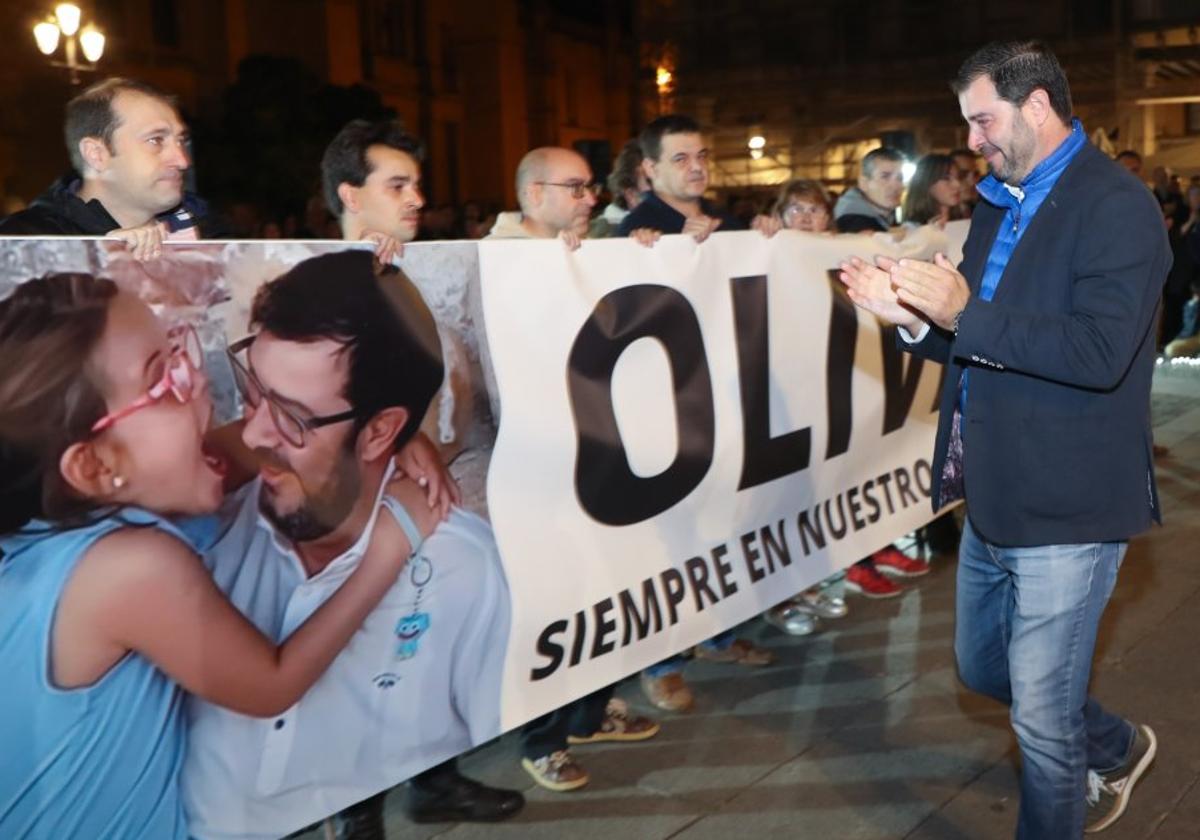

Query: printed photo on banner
left=0, top=225, right=964, bottom=837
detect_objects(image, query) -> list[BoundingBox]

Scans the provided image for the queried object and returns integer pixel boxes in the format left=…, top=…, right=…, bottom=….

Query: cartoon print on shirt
left=394, top=612, right=430, bottom=659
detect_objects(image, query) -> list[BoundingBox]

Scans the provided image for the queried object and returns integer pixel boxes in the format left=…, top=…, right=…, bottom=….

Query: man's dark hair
left=64, top=77, right=178, bottom=174
left=952, top=40, right=1073, bottom=124
left=639, top=114, right=701, bottom=162
left=607, top=139, right=644, bottom=209
left=249, top=251, right=444, bottom=452
left=1116, top=149, right=1142, bottom=163
left=861, top=147, right=904, bottom=179
left=320, top=120, right=424, bottom=217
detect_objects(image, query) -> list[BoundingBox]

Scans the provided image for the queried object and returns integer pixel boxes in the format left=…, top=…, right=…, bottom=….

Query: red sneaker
left=871, top=546, right=931, bottom=578
left=845, top=561, right=904, bottom=598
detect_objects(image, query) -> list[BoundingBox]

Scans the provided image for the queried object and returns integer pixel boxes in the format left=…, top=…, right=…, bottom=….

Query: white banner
left=1, top=225, right=967, bottom=837
left=483, top=224, right=968, bottom=728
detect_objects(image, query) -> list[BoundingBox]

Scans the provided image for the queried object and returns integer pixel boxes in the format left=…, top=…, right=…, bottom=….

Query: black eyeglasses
left=226, top=335, right=360, bottom=448
left=536, top=180, right=600, bottom=199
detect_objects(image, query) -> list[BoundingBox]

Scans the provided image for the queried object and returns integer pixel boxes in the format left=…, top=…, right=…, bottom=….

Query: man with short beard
left=181, top=251, right=516, bottom=840
left=840, top=41, right=1168, bottom=837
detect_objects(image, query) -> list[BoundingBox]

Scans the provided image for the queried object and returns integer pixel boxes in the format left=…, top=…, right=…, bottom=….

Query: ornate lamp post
left=33, top=3, right=106, bottom=85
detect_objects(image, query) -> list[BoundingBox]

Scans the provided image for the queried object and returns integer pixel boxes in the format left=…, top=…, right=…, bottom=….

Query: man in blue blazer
left=841, top=41, right=1169, bottom=839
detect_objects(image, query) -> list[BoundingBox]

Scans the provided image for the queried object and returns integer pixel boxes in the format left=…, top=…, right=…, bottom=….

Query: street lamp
left=33, top=3, right=105, bottom=84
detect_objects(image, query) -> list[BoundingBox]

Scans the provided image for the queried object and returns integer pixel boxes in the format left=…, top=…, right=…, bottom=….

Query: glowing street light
left=54, top=3, right=81, bottom=36
left=901, top=160, right=917, bottom=183
left=656, top=66, right=673, bottom=94
left=748, top=135, right=766, bottom=151
left=33, top=3, right=105, bottom=84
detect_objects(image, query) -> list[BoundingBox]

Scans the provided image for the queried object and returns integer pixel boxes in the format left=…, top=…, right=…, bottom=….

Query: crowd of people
left=0, top=36, right=1184, bottom=840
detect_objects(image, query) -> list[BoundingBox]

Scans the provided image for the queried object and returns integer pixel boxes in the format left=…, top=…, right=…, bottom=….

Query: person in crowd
left=182, top=252, right=523, bottom=839
left=951, top=147, right=981, bottom=215
left=773, top=178, right=833, bottom=234
left=609, top=115, right=778, bottom=710
left=795, top=159, right=937, bottom=598
left=489, top=145, right=661, bottom=792
left=589, top=139, right=648, bottom=238
left=898, top=154, right=970, bottom=560
left=1151, top=165, right=1181, bottom=209
left=840, top=40, right=1164, bottom=836
left=1164, top=277, right=1200, bottom=360
left=0, top=77, right=214, bottom=256
left=771, top=180, right=844, bottom=597
left=0, top=272, right=419, bottom=838
left=758, top=179, right=850, bottom=635
left=901, top=153, right=966, bottom=228
left=1160, top=187, right=1199, bottom=348
left=616, top=114, right=780, bottom=242
left=834, top=147, right=906, bottom=233
left=487, top=146, right=598, bottom=249
left=1115, top=149, right=1143, bottom=179
left=1180, top=184, right=1200, bottom=238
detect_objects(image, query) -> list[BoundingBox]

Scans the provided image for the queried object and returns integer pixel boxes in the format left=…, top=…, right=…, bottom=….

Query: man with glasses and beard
left=181, top=251, right=517, bottom=840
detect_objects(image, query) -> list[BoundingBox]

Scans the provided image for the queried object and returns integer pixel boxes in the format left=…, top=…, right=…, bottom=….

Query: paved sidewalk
left=309, top=366, right=1200, bottom=840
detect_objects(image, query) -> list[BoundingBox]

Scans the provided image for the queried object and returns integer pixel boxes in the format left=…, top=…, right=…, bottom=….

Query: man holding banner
left=488, top=145, right=661, bottom=793
left=616, top=113, right=777, bottom=714
left=321, top=120, right=527, bottom=829
left=0, top=77, right=212, bottom=255
left=841, top=41, right=1168, bottom=838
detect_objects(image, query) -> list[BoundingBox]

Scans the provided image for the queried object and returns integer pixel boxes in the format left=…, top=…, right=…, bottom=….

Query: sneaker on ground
left=845, top=561, right=904, bottom=598
left=799, top=588, right=848, bottom=619
left=568, top=698, right=660, bottom=744
left=693, top=637, right=774, bottom=666
left=640, top=671, right=694, bottom=712
left=871, top=546, right=931, bottom=578
left=763, top=602, right=820, bottom=636
left=1085, top=724, right=1157, bottom=833
left=521, top=750, right=589, bottom=792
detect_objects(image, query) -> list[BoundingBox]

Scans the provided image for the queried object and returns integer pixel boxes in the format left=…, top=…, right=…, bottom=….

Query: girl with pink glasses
left=0, top=273, right=421, bottom=839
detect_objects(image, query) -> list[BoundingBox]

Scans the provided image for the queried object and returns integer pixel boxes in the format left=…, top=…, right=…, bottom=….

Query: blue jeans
left=643, top=630, right=736, bottom=677
left=956, top=518, right=1135, bottom=839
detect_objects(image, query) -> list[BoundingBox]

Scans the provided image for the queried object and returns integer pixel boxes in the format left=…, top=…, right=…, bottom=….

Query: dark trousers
left=323, top=759, right=457, bottom=839
left=519, top=686, right=613, bottom=759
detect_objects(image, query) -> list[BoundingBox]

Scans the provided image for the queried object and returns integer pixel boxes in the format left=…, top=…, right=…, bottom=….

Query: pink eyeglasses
left=90, top=325, right=204, bottom=434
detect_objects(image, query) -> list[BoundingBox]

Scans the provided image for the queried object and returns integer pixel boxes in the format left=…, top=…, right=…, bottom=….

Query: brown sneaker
left=693, top=638, right=774, bottom=666
left=568, top=698, right=661, bottom=744
left=521, top=750, right=589, bottom=792
left=640, top=671, right=694, bottom=712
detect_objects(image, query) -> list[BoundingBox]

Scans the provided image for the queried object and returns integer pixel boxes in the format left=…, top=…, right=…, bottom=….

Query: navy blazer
left=906, top=143, right=1170, bottom=546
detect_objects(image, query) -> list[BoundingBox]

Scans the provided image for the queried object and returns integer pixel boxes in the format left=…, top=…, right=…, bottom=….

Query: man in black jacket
left=840, top=41, right=1167, bottom=838
left=0, top=77, right=210, bottom=256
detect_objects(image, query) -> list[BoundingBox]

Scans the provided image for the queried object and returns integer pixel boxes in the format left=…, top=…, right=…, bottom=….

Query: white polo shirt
left=181, top=476, right=511, bottom=840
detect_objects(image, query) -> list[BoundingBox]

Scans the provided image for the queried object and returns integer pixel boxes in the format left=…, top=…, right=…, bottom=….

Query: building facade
left=1, top=0, right=639, bottom=211
left=635, top=0, right=1200, bottom=196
